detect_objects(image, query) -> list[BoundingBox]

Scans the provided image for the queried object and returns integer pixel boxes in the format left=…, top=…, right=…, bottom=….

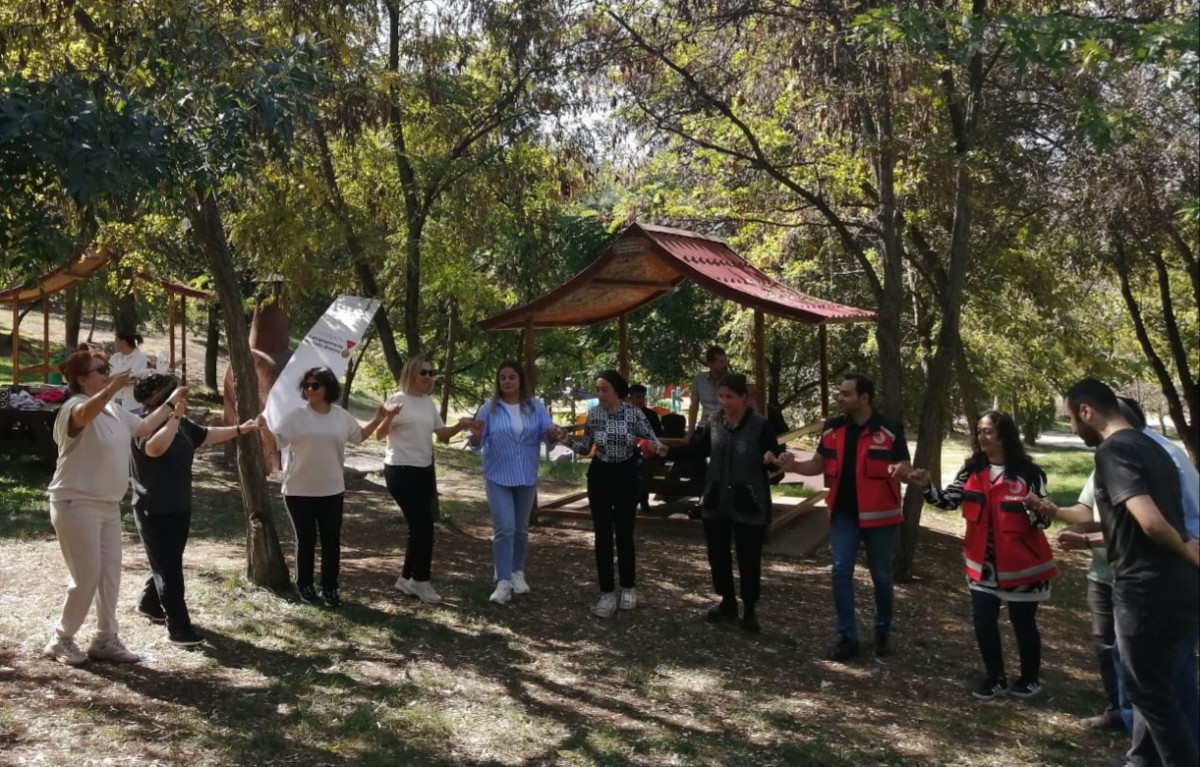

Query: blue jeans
left=485, top=481, right=537, bottom=582
left=829, top=512, right=896, bottom=642
left=1114, top=625, right=1200, bottom=748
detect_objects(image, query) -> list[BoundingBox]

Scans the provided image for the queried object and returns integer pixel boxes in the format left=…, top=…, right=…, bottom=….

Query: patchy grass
left=0, top=439, right=1131, bottom=767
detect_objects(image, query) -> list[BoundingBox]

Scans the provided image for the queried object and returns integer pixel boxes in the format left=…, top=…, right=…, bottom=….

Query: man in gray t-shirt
left=687, top=345, right=729, bottom=436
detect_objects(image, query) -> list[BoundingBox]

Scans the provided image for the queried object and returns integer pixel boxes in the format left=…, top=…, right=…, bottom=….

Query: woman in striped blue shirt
left=464, top=361, right=564, bottom=605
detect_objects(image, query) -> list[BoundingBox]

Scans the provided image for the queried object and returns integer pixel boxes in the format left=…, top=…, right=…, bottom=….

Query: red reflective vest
left=960, top=467, right=1057, bottom=587
left=818, top=414, right=905, bottom=528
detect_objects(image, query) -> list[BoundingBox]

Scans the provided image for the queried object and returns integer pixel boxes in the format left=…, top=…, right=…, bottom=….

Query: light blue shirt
left=472, top=398, right=554, bottom=487
left=1143, top=428, right=1200, bottom=539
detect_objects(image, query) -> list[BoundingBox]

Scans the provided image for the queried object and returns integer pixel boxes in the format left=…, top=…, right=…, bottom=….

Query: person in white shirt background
left=376, top=355, right=469, bottom=606
left=109, top=330, right=149, bottom=412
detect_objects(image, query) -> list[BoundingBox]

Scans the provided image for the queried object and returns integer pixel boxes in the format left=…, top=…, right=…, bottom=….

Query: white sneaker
left=593, top=592, right=618, bottom=618
left=619, top=587, right=637, bottom=611
left=43, top=636, right=87, bottom=666
left=489, top=580, right=513, bottom=605
left=87, top=636, right=142, bottom=663
left=511, top=571, right=530, bottom=595
left=409, top=580, right=443, bottom=605
left=394, top=575, right=415, bottom=596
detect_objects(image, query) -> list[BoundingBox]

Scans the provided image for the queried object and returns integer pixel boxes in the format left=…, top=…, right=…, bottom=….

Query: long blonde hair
left=398, top=354, right=431, bottom=395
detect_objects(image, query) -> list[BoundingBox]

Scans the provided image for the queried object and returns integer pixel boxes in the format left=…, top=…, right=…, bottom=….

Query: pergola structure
left=1, top=248, right=211, bottom=384
left=480, top=222, right=875, bottom=416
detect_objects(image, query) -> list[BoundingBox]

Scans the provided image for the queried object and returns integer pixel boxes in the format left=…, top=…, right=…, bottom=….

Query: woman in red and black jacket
left=904, top=410, right=1056, bottom=701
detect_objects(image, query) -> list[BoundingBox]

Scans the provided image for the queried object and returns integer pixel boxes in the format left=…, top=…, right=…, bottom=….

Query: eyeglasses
left=301, top=382, right=323, bottom=391
left=418, top=369, right=435, bottom=377
left=89, top=364, right=112, bottom=376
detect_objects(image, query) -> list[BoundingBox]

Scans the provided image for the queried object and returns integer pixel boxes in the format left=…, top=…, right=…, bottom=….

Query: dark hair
left=628, top=383, right=648, bottom=396
left=115, top=330, right=143, bottom=347
left=491, top=360, right=531, bottom=411
left=844, top=374, right=875, bottom=404
left=717, top=373, right=750, bottom=399
left=134, top=373, right=180, bottom=406
left=1064, top=378, right=1119, bottom=416
left=61, top=349, right=109, bottom=394
left=596, top=370, right=629, bottom=399
left=1117, top=396, right=1147, bottom=430
left=964, top=410, right=1031, bottom=474
left=705, top=345, right=727, bottom=363
left=299, top=366, right=341, bottom=403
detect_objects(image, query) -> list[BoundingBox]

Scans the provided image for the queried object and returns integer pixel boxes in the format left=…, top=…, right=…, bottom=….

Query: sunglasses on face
left=301, top=382, right=323, bottom=391
left=418, top=369, right=435, bottom=377
left=90, top=364, right=112, bottom=375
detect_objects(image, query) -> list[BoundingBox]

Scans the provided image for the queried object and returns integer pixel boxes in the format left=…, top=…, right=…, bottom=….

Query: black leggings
left=284, top=494, right=344, bottom=591
left=971, top=589, right=1041, bottom=682
left=587, top=458, right=639, bottom=592
left=384, top=464, right=437, bottom=581
left=704, top=518, right=766, bottom=608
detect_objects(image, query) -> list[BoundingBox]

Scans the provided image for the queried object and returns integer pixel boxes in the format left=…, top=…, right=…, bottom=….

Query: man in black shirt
left=1064, top=378, right=1199, bottom=767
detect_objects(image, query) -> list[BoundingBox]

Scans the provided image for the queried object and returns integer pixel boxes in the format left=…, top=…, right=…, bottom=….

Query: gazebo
left=480, top=222, right=875, bottom=532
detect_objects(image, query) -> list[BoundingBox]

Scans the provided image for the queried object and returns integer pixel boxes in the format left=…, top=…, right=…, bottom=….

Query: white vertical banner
left=264, top=294, right=381, bottom=430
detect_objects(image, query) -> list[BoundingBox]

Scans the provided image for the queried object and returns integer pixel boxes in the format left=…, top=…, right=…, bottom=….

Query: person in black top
left=627, top=384, right=663, bottom=437
left=1063, top=378, right=1199, bottom=767
left=131, top=374, right=259, bottom=646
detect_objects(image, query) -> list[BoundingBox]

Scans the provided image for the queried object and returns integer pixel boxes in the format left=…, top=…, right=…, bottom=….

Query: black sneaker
left=168, top=628, right=205, bottom=647
left=874, top=632, right=891, bottom=658
left=321, top=588, right=341, bottom=609
left=705, top=600, right=738, bottom=623
left=137, top=603, right=167, bottom=624
left=972, top=675, right=1009, bottom=700
left=741, top=609, right=761, bottom=634
left=297, top=585, right=319, bottom=604
left=1009, top=678, right=1042, bottom=699
left=827, top=636, right=860, bottom=662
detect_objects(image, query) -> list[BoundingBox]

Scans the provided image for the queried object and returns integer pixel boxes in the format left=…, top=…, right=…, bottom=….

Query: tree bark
left=191, top=189, right=291, bottom=590
left=954, top=334, right=980, bottom=435
left=205, top=301, right=220, bottom=391
left=63, top=284, right=82, bottom=350
left=439, top=296, right=459, bottom=422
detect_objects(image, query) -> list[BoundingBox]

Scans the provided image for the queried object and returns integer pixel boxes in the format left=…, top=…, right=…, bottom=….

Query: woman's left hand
left=238, top=419, right=260, bottom=434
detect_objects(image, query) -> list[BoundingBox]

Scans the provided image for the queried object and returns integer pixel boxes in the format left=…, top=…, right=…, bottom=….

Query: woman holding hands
left=258, top=367, right=393, bottom=608
left=43, top=349, right=185, bottom=666
left=463, top=361, right=564, bottom=604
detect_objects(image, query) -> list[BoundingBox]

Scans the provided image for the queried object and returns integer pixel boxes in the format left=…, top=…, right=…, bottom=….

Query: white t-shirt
left=48, top=394, right=143, bottom=503
left=501, top=402, right=525, bottom=439
left=383, top=392, right=445, bottom=467
left=109, top=348, right=149, bottom=411
left=273, top=405, right=363, bottom=497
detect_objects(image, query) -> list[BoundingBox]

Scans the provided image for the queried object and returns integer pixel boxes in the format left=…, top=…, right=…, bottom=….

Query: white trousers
left=49, top=499, right=123, bottom=641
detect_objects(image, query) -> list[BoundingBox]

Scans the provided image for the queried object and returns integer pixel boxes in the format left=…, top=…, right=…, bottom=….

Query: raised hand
left=888, top=463, right=913, bottom=482
left=238, top=418, right=260, bottom=434
left=165, top=385, right=190, bottom=406
left=104, top=370, right=132, bottom=395
left=906, top=468, right=931, bottom=488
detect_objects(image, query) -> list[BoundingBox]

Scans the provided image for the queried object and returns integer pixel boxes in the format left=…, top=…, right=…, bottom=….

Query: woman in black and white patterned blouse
left=564, top=370, right=663, bottom=618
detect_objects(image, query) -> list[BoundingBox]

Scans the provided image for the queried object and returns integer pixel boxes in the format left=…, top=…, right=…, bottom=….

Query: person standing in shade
left=42, top=350, right=184, bottom=666
left=258, top=366, right=392, bottom=608
left=377, top=355, right=469, bottom=605
left=109, top=330, right=148, bottom=412
left=665, top=374, right=784, bottom=632
left=903, top=411, right=1056, bottom=700
left=777, top=375, right=909, bottom=661
left=1061, top=378, right=1198, bottom=767
left=686, top=346, right=729, bottom=437
left=130, top=373, right=259, bottom=645
left=564, top=370, right=664, bottom=618
left=464, top=361, right=564, bottom=604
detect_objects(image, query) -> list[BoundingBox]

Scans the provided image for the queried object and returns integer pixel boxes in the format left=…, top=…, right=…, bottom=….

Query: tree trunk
left=342, top=334, right=374, bottom=408
left=114, top=268, right=138, bottom=338
left=205, top=301, right=220, bottom=391
left=871, top=65, right=906, bottom=421
left=439, top=296, right=459, bottom=422
left=191, top=189, right=291, bottom=590
left=954, top=335, right=979, bottom=435
left=63, top=284, right=82, bottom=349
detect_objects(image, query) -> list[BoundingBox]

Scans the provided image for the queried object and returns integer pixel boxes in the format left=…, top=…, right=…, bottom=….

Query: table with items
left=0, top=384, right=67, bottom=462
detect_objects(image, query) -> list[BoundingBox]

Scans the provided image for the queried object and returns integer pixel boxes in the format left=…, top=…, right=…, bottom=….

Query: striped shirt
left=472, top=398, right=554, bottom=487
left=570, top=402, right=658, bottom=463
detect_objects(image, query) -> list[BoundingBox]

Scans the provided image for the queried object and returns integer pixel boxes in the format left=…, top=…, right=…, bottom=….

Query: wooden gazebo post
left=753, top=309, right=767, bottom=414
left=41, top=295, right=50, bottom=382
left=180, top=295, right=188, bottom=383
left=618, top=314, right=630, bottom=379
left=819, top=324, right=830, bottom=419
left=11, top=297, right=19, bottom=384
left=168, top=292, right=176, bottom=377
left=523, top=314, right=536, bottom=389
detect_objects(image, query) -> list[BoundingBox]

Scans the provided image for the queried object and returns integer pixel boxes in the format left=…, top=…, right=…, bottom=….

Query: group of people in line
left=37, top=343, right=1198, bottom=767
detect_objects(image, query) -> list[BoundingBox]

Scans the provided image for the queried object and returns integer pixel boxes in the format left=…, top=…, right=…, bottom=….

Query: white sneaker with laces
left=511, top=571, right=530, bottom=595
left=619, top=587, right=637, bottom=611
left=87, top=636, right=142, bottom=663
left=43, top=636, right=88, bottom=666
left=490, top=580, right=513, bottom=604
left=409, top=580, right=443, bottom=605
left=593, top=592, right=618, bottom=618
left=394, top=575, right=415, bottom=596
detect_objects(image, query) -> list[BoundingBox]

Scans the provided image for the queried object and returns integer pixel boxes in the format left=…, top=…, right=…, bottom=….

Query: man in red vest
left=778, top=375, right=910, bottom=661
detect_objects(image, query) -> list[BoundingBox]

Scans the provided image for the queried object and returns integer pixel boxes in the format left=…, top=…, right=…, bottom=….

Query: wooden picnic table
left=0, top=407, right=59, bottom=462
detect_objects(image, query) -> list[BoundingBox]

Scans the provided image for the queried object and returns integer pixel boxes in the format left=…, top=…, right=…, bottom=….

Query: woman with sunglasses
left=129, top=373, right=259, bottom=646
left=42, top=349, right=186, bottom=666
left=376, top=355, right=469, bottom=605
left=463, top=361, right=565, bottom=604
left=258, top=367, right=393, bottom=608
left=563, top=370, right=664, bottom=619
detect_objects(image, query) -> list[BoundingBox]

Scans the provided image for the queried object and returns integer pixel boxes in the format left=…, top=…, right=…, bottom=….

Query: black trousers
left=587, top=459, right=639, bottom=592
left=384, top=464, right=437, bottom=581
left=970, top=589, right=1041, bottom=682
left=284, top=494, right=344, bottom=591
left=1115, top=592, right=1200, bottom=767
left=134, top=508, right=193, bottom=634
left=1086, top=579, right=1120, bottom=712
left=704, top=518, right=765, bottom=608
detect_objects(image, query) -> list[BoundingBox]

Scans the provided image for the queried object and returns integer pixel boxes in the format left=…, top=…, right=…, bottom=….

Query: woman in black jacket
left=664, top=373, right=784, bottom=632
